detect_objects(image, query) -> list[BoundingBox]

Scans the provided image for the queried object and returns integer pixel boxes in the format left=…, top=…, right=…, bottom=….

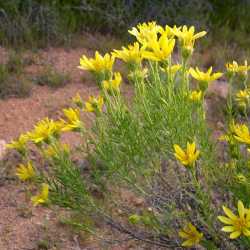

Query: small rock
left=0, top=140, right=7, bottom=160
left=217, top=121, right=224, bottom=130
left=133, top=197, right=144, bottom=207
left=207, top=80, right=228, bottom=99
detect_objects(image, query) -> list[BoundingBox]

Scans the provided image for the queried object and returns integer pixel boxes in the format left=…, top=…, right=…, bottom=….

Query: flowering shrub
left=7, top=21, right=250, bottom=248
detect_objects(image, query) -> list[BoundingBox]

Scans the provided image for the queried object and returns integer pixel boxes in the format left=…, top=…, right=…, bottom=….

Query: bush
left=0, top=52, right=32, bottom=98
left=33, top=66, right=70, bottom=89
left=7, top=22, right=250, bottom=249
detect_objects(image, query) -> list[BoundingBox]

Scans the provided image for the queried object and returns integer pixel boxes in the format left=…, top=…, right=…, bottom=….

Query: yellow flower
left=16, top=161, right=35, bottom=181
left=27, top=118, right=63, bottom=144
left=189, top=90, right=202, bottom=102
left=172, top=25, right=206, bottom=48
left=235, top=89, right=250, bottom=108
left=84, top=95, right=104, bottom=113
left=102, top=72, right=122, bottom=93
left=72, top=93, right=83, bottom=108
left=189, top=67, right=223, bottom=83
left=142, top=34, right=175, bottom=62
left=113, top=42, right=144, bottom=64
left=79, top=51, right=114, bottom=73
left=233, top=123, right=250, bottom=144
left=218, top=200, right=250, bottom=239
left=7, top=134, right=29, bottom=154
left=179, top=223, right=203, bottom=247
left=128, top=21, right=163, bottom=45
left=173, top=142, right=200, bottom=167
left=236, top=174, right=247, bottom=184
left=62, top=108, right=83, bottom=132
left=226, top=60, right=250, bottom=76
left=31, top=183, right=49, bottom=206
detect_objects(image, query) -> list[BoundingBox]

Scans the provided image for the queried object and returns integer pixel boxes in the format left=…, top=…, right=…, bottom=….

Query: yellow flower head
left=27, top=118, right=63, bottom=144
left=7, top=134, right=29, bottom=154
left=72, top=93, right=83, bottom=108
left=84, top=95, right=104, bottom=114
left=235, top=89, right=250, bottom=108
left=189, top=67, right=223, bottom=83
left=173, top=142, right=200, bottom=167
left=16, top=161, right=35, bottom=181
left=218, top=200, right=250, bottom=239
left=226, top=60, right=250, bottom=76
left=189, top=90, right=202, bottom=102
left=79, top=51, right=114, bottom=73
left=62, top=108, right=83, bottom=132
left=179, top=223, right=203, bottom=247
left=102, top=72, right=122, bottom=93
left=172, top=25, right=206, bottom=49
left=232, top=123, right=250, bottom=145
left=128, top=21, right=163, bottom=45
left=31, top=183, right=49, bottom=206
left=113, top=42, right=144, bottom=65
left=142, top=34, right=175, bottom=62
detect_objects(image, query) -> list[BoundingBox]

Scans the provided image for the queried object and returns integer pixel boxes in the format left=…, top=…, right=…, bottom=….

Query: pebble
left=0, top=140, right=6, bottom=160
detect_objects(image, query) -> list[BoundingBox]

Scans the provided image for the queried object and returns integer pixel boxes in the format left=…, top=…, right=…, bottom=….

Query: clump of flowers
left=128, top=21, right=163, bottom=45
left=7, top=21, right=250, bottom=249
left=142, top=34, right=175, bottom=62
left=172, top=25, right=206, bottom=58
left=27, top=118, right=63, bottom=145
left=79, top=51, right=114, bottom=84
left=226, top=60, right=250, bottom=78
left=84, top=95, right=104, bottom=114
left=113, top=42, right=144, bottom=70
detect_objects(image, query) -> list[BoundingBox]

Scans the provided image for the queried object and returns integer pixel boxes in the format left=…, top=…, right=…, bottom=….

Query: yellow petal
left=229, top=231, right=241, bottom=239
left=238, top=200, right=245, bottom=219
left=218, top=216, right=233, bottom=225
left=221, top=226, right=235, bottom=232
left=223, top=206, right=238, bottom=221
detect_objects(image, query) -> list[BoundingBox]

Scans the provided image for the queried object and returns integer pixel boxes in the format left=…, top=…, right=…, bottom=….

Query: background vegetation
left=0, top=0, right=249, bottom=48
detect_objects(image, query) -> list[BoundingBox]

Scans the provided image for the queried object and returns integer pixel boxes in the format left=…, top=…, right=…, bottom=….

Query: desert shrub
left=7, top=22, right=250, bottom=249
left=0, top=0, right=249, bottom=49
left=0, top=52, right=32, bottom=98
left=33, top=66, right=70, bottom=89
